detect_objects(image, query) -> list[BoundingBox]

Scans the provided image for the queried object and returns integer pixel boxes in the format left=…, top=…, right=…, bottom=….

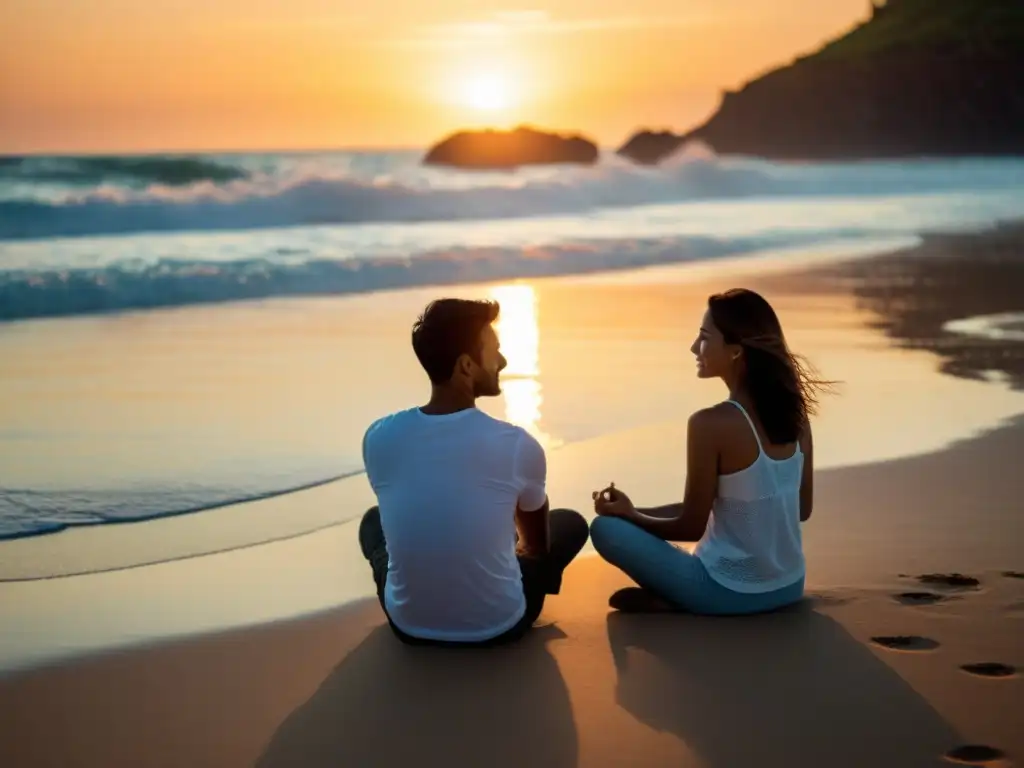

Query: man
left=360, top=297, right=589, bottom=646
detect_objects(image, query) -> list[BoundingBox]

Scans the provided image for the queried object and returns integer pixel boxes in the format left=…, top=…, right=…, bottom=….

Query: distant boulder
left=423, top=126, right=599, bottom=169
left=617, top=130, right=686, bottom=165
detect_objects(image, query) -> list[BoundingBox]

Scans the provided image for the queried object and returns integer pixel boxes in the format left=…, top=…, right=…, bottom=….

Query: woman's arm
left=799, top=423, right=814, bottom=522
left=597, top=410, right=718, bottom=542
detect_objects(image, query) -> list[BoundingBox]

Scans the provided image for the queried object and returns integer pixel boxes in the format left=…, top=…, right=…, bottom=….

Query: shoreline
left=2, top=417, right=1023, bottom=763
left=2, top=222, right=1022, bottom=578
left=0, top=232, right=915, bottom=325
left=2, top=411, right=1022, bottom=673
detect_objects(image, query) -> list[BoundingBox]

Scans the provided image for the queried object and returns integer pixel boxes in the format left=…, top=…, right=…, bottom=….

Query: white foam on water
left=943, top=312, right=1024, bottom=342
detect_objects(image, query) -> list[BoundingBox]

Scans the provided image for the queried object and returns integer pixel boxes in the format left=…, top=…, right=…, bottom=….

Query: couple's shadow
left=607, top=600, right=960, bottom=767
left=258, top=600, right=960, bottom=768
left=257, top=619, right=578, bottom=768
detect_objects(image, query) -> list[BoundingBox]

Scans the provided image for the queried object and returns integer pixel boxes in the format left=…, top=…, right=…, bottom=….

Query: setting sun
left=459, top=72, right=516, bottom=113
left=1, top=1, right=873, bottom=152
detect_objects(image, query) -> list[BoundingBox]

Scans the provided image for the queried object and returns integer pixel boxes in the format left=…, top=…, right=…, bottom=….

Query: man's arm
left=361, top=420, right=377, bottom=489
left=516, top=498, right=550, bottom=556
left=514, top=431, right=550, bottom=556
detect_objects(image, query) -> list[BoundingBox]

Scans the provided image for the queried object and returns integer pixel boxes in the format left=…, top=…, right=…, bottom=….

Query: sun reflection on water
left=490, top=283, right=560, bottom=448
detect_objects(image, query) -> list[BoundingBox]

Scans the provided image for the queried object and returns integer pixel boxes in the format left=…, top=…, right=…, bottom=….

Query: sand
left=1, top=560, right=1021, bottom=767
left=1, top=226, right=1022, bottom=767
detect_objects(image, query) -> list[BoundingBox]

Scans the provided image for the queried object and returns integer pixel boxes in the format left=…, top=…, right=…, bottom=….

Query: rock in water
left=423, top=126, right=599, bottom=170
left=617, top=131, right=687, bottom=166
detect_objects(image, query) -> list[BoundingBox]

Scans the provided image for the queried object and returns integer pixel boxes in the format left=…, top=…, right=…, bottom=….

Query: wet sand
left=762, top=221, right=1024, bottom=389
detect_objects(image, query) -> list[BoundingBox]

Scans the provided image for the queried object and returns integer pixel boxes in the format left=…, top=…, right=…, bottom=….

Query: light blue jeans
left=590, top=516, right=805, bottom=615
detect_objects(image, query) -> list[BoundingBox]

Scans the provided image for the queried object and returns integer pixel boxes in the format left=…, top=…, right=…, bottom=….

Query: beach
left=1, top=222, right=1022, bottom=767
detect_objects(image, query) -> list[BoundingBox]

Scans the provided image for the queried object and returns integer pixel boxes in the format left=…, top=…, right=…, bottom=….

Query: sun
left=459, top=72, right=515, bottom=113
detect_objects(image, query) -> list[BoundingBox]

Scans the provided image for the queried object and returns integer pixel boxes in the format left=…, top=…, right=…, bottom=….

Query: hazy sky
left=1, top=0, right=868, bottom=154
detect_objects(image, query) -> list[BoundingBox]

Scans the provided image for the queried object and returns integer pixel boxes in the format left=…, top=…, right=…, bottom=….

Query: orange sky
left=0, top=0, right=868, bottom=154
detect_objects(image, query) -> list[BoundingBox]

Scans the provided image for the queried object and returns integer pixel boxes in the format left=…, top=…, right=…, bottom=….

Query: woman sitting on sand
left=590, top=288, right=830, bottom=614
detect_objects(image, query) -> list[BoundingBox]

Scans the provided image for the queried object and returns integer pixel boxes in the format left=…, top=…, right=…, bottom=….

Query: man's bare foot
left=608, top=587, right=677, bottom=613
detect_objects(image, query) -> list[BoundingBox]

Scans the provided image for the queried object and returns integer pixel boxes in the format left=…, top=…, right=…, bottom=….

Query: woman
left=590, top=288, right=831, bottom=614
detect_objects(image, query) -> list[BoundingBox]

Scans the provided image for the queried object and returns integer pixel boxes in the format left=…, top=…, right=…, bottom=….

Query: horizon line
left=0, top=128, right=687, bottom=159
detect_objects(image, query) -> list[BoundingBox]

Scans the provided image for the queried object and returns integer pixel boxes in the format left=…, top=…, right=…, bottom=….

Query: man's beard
left=473, top=372, right=502, bottom=398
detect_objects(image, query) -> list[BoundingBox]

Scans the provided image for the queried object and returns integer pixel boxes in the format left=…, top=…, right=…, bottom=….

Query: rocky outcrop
left=617, top=131, right=686, bottom=166
left=424, top=126, right=598, bottom=169
left=618, top=0, right=1024, bottom=163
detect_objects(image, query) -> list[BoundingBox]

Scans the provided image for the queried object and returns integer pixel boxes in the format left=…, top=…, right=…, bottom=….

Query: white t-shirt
left=362, top=407, right=548, bottom=642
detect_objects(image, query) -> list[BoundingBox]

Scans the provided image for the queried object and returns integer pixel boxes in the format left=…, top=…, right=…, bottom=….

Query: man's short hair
left=412, top=298, right=500, bottom=384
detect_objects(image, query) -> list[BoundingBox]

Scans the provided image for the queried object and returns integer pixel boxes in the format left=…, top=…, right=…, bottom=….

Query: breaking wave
left=0, top=232, right=896, bottom=321
left=0, top=154, right=249, bottom=189
left=3, top=154, right=1021, bottom=240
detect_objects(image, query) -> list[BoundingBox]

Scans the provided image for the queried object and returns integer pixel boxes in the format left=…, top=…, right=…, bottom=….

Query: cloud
left=376, top=9, right=701, bottom=49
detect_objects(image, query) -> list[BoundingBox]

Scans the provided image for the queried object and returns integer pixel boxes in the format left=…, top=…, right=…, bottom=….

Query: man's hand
left=592, top=482, right=636, bottom=520
left=515, top=498, right=550, bottom=558
left=516, top=540, right=544, bottom=559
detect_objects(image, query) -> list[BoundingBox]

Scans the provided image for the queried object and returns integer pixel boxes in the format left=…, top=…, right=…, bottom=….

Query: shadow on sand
left=257, top=622, right=578, bottom=768
left=606, top=601, right=962, bottom=768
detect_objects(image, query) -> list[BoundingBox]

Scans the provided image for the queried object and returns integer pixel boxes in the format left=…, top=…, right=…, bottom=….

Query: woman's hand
left=592, top=482, right=636, bottom=520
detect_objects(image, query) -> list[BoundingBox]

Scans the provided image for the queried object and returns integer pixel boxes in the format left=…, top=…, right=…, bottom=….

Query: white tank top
left=694, top=400, right=806, bottom=594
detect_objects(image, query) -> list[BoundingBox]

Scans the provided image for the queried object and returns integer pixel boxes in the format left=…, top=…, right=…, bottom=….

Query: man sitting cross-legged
left=360, top=298, right=589, bottom=646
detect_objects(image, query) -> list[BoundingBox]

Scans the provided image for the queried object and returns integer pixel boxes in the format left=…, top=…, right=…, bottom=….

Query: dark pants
left=359, top=506, right=589, bottom=647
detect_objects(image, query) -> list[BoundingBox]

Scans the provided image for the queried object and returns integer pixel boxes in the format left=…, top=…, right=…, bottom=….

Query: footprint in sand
left=960, top=662, right=1017, bottom=679
left=944, top=744, right=1006, bottom=765
left=917, top=573, right=981, bottom=589
left=870, top=635, right=941, bottom=652
left=895, top=591, right=947, bottom=605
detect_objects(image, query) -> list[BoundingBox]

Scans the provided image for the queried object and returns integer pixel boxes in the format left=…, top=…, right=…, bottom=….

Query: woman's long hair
left=708, top=289, right=834, bottom=444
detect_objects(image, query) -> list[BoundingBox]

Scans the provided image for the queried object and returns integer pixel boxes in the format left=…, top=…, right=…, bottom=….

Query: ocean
left=1, top=148, right=1022, bottom=542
